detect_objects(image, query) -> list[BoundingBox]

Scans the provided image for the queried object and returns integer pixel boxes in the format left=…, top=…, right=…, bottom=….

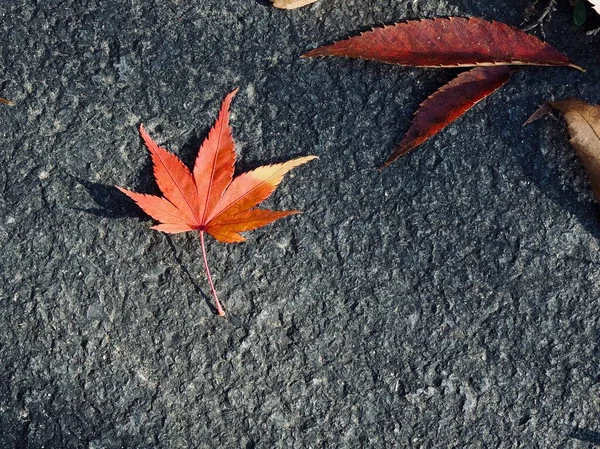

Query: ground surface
left=1, top=0, right=600, bottom=448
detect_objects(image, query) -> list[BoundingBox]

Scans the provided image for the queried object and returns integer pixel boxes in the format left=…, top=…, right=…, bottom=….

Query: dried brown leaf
left=272, top=0, right=318, bottom=9
left=525, top=98, right=600, bottom=201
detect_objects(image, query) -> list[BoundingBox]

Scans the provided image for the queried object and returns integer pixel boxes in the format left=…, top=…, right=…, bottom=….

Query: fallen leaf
left=272, top=0, right=318, bottom=9
left=382, top=66, right=513, bottom=167
left=302, top=17, right=583, bottom=71
left=303, top=16, right=584, bottom=166
left=525, top=98, right=600, bottom=201
left=117, top=89, right=317, bottom=316
left=0, top=98, right=15, bottom=106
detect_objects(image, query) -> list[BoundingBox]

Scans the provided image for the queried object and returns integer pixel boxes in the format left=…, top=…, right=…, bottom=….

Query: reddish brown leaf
left=117, top=90, right=317, bottom=316
left=525, top=98, right=600, bottom=201
left=0, top=98, right=14, bottom=106
left=382, top=66, right=513, bottom=167
left=302, top=17, right=583, bottom=71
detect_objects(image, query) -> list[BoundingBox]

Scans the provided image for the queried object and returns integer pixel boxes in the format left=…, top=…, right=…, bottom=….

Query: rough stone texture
left=1, top=1, right=600, bottom=448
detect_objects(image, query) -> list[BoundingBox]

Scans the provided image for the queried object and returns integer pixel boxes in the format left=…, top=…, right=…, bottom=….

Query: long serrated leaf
left=303, top=17, right=583, bottom=71
left=382, top=66, right=513, bottom=167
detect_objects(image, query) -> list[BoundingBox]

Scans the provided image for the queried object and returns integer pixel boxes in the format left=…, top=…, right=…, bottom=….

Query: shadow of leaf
left=570, top=428, right=600, bottom=445
left=72, top=177, right=146, bottom=219
left=163, top=236, right=220, bottom=316
left=516, top=143, right=600, bottom=240
left=73, top=176, right=221, bottom=316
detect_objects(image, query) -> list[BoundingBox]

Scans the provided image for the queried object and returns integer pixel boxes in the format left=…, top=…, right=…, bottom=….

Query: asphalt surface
left=1, top=1, right=600, bottom=448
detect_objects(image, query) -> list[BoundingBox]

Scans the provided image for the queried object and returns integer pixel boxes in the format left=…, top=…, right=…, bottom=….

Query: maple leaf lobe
left=194, top=88, right=238, bottom=225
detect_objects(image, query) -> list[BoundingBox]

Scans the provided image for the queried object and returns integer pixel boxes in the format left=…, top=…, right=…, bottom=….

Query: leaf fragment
left=272, top=0, right=318, bottom=9
left=382, top=66, right=513, bottom=167
left=522, top=103, right=553, bottom=126
left=302, top=17, right=583, bottom=71
left=116, top=90, right=317, bottom=316
left=574, top=0, right=588, bottom=26
left=0, top=98, right=15, bottom=106
left=525, top=98, right=600, bottom=201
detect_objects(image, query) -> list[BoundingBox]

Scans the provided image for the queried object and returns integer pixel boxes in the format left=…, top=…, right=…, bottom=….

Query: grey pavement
left=1, top=1, right=600, bottom=448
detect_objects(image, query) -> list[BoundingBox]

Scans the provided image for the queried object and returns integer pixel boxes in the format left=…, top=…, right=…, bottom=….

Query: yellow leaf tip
left=566, top=62, right=585, bottom=73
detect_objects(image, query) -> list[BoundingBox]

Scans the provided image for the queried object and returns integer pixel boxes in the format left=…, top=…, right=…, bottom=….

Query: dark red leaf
left=303, top=17, right=583, bottom=71
left=382, top=66, right=513, bottom=167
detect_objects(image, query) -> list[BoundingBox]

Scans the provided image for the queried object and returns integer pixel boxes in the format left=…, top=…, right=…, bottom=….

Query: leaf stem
left=199, top=231, right=225, bottom=317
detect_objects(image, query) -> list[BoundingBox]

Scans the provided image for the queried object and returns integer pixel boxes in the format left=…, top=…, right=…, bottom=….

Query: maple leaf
left=302, top=17, right=583, bottom=71
left=525, top=98, right=600, bottom=202
left=382, top=66, right=513, bottom=167
left=272, top=0, right=318, bottom=9
left=117, top=89, right=317, bottom=316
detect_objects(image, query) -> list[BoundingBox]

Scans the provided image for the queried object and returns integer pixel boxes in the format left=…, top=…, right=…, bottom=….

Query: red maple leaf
left=117, top=89, right=316, bottom=316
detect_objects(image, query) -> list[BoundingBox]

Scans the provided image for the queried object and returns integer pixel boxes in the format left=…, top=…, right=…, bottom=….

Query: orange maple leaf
left=117, top=89, right=316, bottom=316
